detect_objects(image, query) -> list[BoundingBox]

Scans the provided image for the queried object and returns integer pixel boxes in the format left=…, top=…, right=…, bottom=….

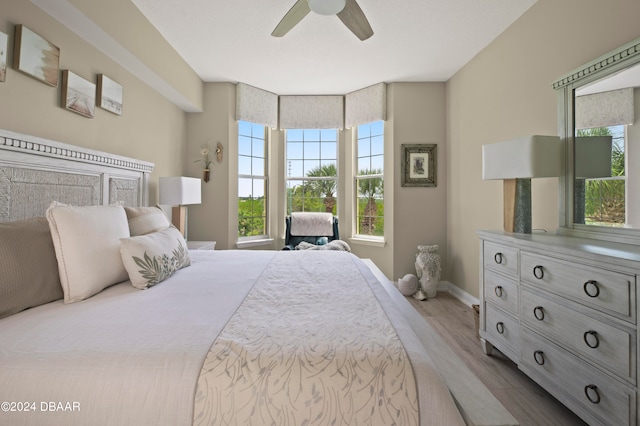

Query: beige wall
left=186, top=83, right=238, bottom=249
left=446, top=0, right=640, bottom=298
left=0, top=0, right=202, bottom=204
left=388, top=83, right=447, bottom=281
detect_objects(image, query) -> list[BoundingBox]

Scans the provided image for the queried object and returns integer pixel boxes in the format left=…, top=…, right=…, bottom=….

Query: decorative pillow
left=120, top=226, right=191, bottom=290
left=124, top=205, right=170, bottom=236
left=0, top=217, right=64, bottom=319
left=46, top=202, right=130, bottom=303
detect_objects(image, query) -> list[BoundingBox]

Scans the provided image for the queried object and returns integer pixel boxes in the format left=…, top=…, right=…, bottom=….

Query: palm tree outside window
left=285, top=129, right=338, bottom=214
left=356, top=121, right=384, bottom=237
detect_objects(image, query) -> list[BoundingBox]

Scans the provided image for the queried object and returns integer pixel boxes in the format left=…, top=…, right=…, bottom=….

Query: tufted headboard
left=0, top=129, right=154, bottom=223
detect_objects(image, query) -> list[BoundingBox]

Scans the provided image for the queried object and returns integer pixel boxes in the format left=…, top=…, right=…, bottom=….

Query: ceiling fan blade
left=271, top=0, right=311, bottom=37
left=337, top=0, right=373, bottom=41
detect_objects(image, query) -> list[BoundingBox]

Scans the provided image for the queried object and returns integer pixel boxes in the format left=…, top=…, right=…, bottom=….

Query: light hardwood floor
left=408, top=292, right=588, bottom=426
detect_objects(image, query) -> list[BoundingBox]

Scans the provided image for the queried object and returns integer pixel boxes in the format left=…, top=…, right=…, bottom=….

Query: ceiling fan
left=272, top=0, right=374, bottom=41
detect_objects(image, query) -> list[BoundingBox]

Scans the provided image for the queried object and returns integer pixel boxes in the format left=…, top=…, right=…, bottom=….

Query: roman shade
left=279, top=95, right=344, bottom=129
left=345, top=83, right=386, bottom=128
left=236, top=83, right=278, bottom=129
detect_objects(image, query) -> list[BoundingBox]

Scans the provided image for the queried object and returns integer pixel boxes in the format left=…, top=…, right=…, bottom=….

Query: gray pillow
left=0, top=217, right=63, bottom=319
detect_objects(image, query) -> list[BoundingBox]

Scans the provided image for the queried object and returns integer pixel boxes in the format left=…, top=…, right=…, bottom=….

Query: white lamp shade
left=158, top=177, right=202, bottom=205
left=308, top=0, right=346, bottom=15
left=575, top=136, right=612, bottom=179
left=482, top=135, right=563, bottom=180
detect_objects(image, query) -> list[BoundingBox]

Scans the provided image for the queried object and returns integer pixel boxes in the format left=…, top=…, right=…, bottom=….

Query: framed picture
left=97, top=74, right=123, bottom=115
left=14, top=25, right=60, bottom=87
left=61, top=70, right=96, bottom=118
left=401, top=144, right=437, bottom=187
left=0, top=30, right=7, bottom=82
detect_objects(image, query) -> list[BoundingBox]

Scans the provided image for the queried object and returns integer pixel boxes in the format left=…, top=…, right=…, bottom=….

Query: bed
left=0, top=129, right=515, bottom=426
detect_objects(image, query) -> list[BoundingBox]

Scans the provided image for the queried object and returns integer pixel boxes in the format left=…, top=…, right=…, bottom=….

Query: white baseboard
left=438, top=281, right=479, bottom=307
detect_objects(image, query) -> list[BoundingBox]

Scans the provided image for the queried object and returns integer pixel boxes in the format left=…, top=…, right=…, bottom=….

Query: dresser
left=478, top=230, right=639, bottom=426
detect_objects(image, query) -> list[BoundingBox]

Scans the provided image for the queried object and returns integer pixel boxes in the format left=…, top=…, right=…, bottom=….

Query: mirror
left=554, top=37, right=640, bottom=240
left=574, top=62, right=639, bottom=227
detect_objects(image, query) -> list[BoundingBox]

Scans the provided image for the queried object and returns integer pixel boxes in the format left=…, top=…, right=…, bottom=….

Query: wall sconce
left=482, top=135, right=562, bottom=233
left=574, top=136, right=613, bottom=224
left=158, top=176, right=202, bottom=239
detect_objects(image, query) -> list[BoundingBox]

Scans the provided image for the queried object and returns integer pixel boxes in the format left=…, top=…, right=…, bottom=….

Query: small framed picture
left=401, top=144, right=437, bottom=187
left=97, top=74, right=123, bottom=115
left=61, top=70, right=96, bottom=118
left=0, top=30, right=7, bottom=82
left=14, top=24, right=60, bottom=87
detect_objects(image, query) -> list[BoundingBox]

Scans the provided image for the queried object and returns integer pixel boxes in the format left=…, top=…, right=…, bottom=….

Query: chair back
left=284, top=213, right=339, bottom=250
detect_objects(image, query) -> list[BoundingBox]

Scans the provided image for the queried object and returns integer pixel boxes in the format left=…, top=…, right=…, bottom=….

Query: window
left=577, top=125, right=625, bottom=227
left=286, top=129, right=338, bottom=214
left=238, top=121, right=267, bottom=238
left=355, top=121, right=384, bottom=237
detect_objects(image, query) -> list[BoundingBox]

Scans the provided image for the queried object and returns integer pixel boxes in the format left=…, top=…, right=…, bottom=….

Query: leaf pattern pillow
left=120, top=226, right=191, bottom=289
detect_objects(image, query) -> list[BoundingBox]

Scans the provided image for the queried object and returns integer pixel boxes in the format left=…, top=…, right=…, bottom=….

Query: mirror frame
left=553, top=37, right=640, bottom=244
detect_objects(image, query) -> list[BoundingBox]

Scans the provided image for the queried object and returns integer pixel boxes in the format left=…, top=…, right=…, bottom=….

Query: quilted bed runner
left=193, top=251, right=419, bottom=425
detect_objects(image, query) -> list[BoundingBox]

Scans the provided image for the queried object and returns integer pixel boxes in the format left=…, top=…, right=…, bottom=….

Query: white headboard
left=0, top=129, right=154, bottom=222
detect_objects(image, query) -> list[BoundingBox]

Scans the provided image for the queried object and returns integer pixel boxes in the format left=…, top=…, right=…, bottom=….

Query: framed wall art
left=97, top=74, right=123, bottom=115
left=401, top=144, right=437, bottom=187
left=14, top=25, right=60, bottom=87
left=0, top=30, right=7, bottom=82
left=62, top=70, right=96, bottom=118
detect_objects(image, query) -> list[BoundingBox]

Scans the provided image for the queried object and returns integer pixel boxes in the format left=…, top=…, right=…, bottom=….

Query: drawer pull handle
left=533, top=265, right=544, bottom=279
left=494, top=253, right=503, bottom=264
left=494, top=286, right=504, bottom=297
left=584, top=384, right=601, bottom=404
left=583, top=330, right=600, bottom=349
left=533, top=306, right=545, bottom=321
left=583, top=280, right=600, bottom=298
left=533, top=350, right=545, bottom=365
left=496, top=322, right=505, bottom=334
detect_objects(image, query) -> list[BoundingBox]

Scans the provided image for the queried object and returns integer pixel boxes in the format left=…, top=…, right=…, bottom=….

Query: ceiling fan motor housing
left=308, top=0, right=346, bottom=15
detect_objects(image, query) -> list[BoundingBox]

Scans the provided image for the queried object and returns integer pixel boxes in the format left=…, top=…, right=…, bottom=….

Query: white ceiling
left=130, top=0, right=537, bottom=95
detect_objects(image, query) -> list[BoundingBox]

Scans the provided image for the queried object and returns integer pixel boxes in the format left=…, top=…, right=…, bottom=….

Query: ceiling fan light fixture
left=308, top=0, right=346, bottom=15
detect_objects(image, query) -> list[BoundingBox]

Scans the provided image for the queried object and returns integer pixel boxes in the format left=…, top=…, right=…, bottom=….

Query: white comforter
left=0, top=250, right=463, bottom=426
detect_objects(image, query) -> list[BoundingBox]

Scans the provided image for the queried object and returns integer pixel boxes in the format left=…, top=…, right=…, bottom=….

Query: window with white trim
left=238, top=121, right=267, bottom=238
left=355, top=121, right=384, bottom=237
left=285, top=129, right=338, bottom=214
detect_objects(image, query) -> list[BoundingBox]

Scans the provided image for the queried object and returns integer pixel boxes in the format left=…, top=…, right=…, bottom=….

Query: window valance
left=236, top=83, right=278, bottom=129
left=345, top=83, right=386, bottom=128
left=279, top=95, right=344, bottom=129
left=575, top=88, right=634, bottom=129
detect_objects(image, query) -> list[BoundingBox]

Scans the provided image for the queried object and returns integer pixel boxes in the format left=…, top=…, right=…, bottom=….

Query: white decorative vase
left=415, top=245, right=441, bottom=300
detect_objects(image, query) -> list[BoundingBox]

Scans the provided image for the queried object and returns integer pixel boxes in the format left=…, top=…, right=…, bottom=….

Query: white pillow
left=120, top=226, right=191, bottom=290
left=46, top=202, right=130, bottom=303
left=124, top=205, right=171, bottom=236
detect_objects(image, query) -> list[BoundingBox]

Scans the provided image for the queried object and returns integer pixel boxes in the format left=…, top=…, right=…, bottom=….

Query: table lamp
left=482, top=135, right=562, bottom=233
left=158, top=176, right=202, bottom=239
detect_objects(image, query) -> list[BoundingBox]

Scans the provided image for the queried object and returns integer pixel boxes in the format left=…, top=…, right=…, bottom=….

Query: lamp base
left=504, top=178, right=531, bottom=233
left=172, top=205, right=188, bottom=238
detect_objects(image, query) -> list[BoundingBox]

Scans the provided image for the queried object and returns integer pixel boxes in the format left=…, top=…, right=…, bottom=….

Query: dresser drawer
left=483, top=241, right=519, bottom=278
left=521, top=327, right=635, bottom=426
left=484, top=269, right=519, bottom=315
left=521, top=251, right=635, bottom=321
left=521, top=288, right=634, bottom=383
left=484, top=304, right=519, bottom=354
